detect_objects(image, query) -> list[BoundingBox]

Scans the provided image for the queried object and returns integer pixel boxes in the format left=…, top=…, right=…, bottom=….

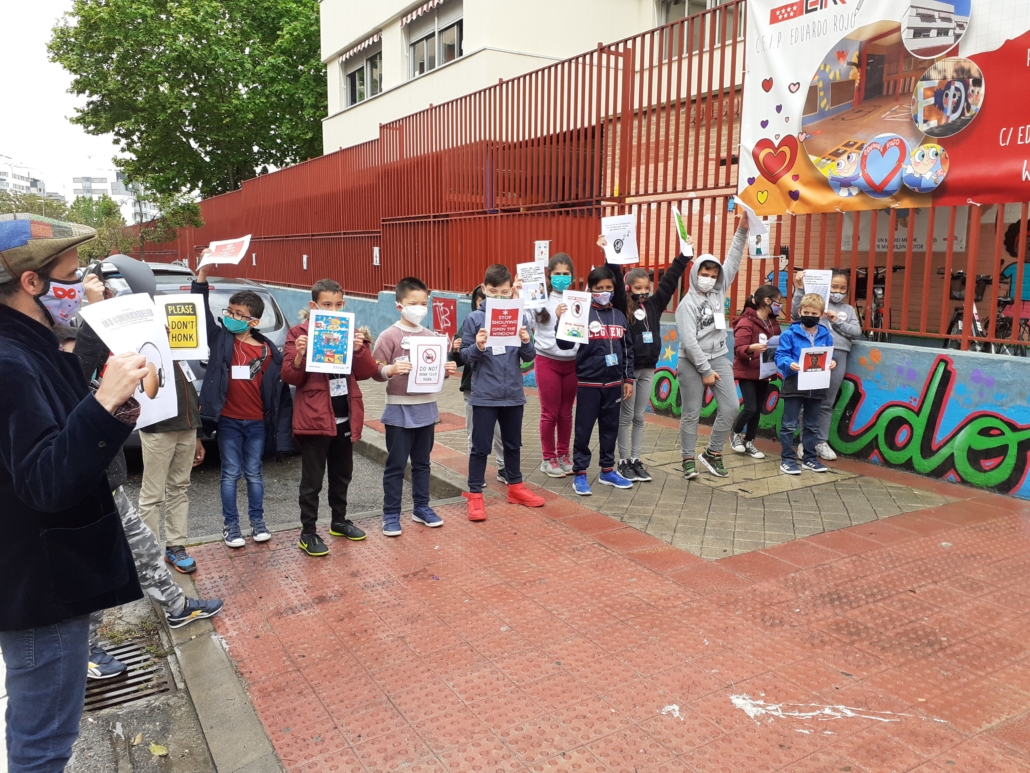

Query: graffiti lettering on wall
left=833, top=356, right=1030, bottom=495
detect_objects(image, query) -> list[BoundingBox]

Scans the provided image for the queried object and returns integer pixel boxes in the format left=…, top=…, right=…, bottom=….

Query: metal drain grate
left=84, top=641, right=172, bottom=712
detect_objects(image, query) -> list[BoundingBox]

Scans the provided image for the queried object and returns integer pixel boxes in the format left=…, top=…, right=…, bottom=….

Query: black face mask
left=630, top=292, right=650, bottom=302
left=800, top=315, right=820, bottom=329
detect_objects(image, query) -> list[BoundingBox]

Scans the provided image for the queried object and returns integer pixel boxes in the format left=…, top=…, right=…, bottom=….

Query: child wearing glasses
left=194, top=265, right=291, bottom=548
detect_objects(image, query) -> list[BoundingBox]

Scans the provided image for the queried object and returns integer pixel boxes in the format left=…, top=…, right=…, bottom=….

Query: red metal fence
left=136, top=1, right=1030, bottom=351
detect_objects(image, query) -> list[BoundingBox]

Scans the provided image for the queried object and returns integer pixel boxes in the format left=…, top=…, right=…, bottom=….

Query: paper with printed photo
left=199, top=235, right=251, bottom=267
left=759, top=334, right=780, bottom=380
left=79, top=293, right=178, bottom=429
left=407, top=337, right=447, bottom=394
left=557, top=290, right=591, bottom=343
left=517, top=263, right=548, bottom=310
left=797, top=345, right=833, bottom=390
left=306, top=310, right=355, bottom=374
left=601, top=214, right=639, bottom=264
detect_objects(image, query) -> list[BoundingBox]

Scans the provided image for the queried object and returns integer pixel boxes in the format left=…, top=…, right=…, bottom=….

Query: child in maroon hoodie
left=281, top=279, right=388, bottom=557
left=729, top=284, right=783, bottom=459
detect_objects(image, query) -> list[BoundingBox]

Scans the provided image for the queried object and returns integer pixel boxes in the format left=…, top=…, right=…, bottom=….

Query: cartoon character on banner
left=968, top=78, right=984, bottom=115
left=828, top=151, right=861, bottom=198
left=902, top=144, right=950, bottom=193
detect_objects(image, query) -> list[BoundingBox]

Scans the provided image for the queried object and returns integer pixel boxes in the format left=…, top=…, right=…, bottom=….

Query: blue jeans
left=780, top=395, right=822, bottom=465
left=218, top=417, right=265, bottom=525
left=383, top=424, right=434, bottom=514
left=0, top=615, right=91, bottom=773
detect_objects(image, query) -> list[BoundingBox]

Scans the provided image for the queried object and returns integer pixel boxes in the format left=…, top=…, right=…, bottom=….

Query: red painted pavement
left=191, top=443, right=1030, bottom=772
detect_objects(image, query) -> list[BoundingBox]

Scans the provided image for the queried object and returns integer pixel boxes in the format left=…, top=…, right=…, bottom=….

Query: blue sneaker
left=780, top=460, right=802, bottom=476
left=250, top=519, right=272, bottom=543
left=164, top=545, right=197, bottom=574
left=223, top=523, right=245, bottom=548
left=598, top=469, right=634, bottom=489
left=412, top=505, right=443, bottom=528
left=383, top=512, right=403, bottom=537
left=166, top=597, right=224, bottom=629
left=572, top=474, right=592, bottom=496
left=87, top=646, right=127, bottom=681
left=801, top=459, right=829, bottom=473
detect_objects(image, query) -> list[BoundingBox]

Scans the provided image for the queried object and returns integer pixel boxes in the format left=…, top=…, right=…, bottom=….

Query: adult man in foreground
left=0, top=214, right=145, bottom=772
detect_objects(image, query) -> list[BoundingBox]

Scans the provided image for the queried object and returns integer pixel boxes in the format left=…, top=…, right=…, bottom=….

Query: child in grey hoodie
left=675, top=222, right=749, bottom=479
left=790, top=268, right=862, bottom=460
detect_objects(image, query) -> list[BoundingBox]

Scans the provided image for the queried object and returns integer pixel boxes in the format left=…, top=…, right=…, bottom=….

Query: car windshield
left=207, top=289, right=283, bottom=332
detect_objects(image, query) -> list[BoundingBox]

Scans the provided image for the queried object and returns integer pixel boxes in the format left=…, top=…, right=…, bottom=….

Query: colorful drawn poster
left=557, top=290, right=591, bottom=343
left=431, top=296, right=458, bottom=338
left=600, top=215, right=639, bottom=264
left=797, top=346, right=833, bottom=391
left=534, top=240, right=551, bottom=264
left=156, top=294, right=208, bottom=360
left=484, top=298, right=524, bottom=349
left=739, top=1, right=1030, bottom=215
left=672, top=207, right=695, bottom=257
left=79, top=293, right=178, bottom=429
left=803, top=269, right=833, bottom=305
left=199, top=235, right=252, bottom=267
left=306, top=310, right=355, bottom=374
left=407, top=337, right=447, bottom=394
left=517, top=263, right=548, bottom=310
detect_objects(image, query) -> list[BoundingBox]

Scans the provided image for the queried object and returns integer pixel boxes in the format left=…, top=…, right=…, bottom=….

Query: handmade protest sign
left=557, top=290, right=591, bottom=343
left=600, top=215, right=639, bottom=264
left=156, top=294, right=208, bottom=360
left=306, top=310, right=355, bottom=374
left=797, top=346, right=833, bottom=391
left=407, top=337, right=447, bottom=394
left=199, top=235, right=251, bottom=267
left=484, top=299, right=524, bottom=349
left=517, top=263, right=548, bottom=310
left=803, top=270, right=833, bottom=305
left=79, top=293, right=178, bottom=429
left=534, top=240, right=550, bottom=264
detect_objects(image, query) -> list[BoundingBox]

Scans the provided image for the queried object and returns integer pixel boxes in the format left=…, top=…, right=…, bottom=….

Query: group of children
left=196, top=216, right=861, bottom=556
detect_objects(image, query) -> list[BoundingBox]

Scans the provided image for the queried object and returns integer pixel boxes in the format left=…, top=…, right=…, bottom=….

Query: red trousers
left=534, top=355, right=578, bottom=460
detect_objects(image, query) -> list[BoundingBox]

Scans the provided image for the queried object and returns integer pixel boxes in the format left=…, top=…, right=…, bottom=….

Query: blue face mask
left=223, top=316, right=251, bottom=334
left=550, top=274, right=572, bottom=292
left=592, top=291, right=613, bottom=306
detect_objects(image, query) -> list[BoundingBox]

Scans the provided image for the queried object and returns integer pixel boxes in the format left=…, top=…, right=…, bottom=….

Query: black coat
left=609, top=254, right=690, bottom=370
left=191, top=280, right=292, bottom=456
left=0, top=304, right=142, bottom=631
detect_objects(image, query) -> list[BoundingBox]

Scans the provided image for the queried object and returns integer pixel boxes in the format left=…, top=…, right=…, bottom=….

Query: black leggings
left=732, top=379, right=771, bottom=442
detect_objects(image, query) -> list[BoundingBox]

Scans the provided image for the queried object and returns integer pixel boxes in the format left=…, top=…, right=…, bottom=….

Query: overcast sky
left=1, top=0, right=122, bottom=199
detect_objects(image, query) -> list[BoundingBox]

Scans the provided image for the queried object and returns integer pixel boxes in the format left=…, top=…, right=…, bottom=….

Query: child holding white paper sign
left=730, top=285, right=783, bottom=459
left=674, top=220, right=749, bottom=480
left=791, top=269, right=862, bottom=460
left=775, top=293, right=837, bottom=476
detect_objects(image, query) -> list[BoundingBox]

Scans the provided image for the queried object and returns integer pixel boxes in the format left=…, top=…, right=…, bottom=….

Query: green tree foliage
left=67, top=195, right=134, bottom=262
left=49, top=0, right=326, bottom=198
left=0, top=191, right=70, bottom=220
left=135, top=193, right=204, bottom=260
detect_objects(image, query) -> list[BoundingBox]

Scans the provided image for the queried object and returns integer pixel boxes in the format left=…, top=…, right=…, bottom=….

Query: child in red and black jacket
left=730, top=284, right=783, bottom=460
left=557, top=265, right=634, bottom=496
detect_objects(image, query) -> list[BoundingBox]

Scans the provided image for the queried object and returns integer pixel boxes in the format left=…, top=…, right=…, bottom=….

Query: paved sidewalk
left=190, top=385, right=1030, bottom=772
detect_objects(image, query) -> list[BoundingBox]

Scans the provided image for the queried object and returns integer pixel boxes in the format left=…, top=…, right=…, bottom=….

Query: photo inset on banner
left=911, top=57, right=985, bottom=138
left=802, top=23, right=928, bottom=178
left=901, top=0, right=971, bottom=59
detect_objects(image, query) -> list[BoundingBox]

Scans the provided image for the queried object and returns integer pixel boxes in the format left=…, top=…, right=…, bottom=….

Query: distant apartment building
left=903, top=1, right=970, bottom=55
left=321, top=0, right=736, bottom=152
left=0, top=156, right=39, bottom=195
left=71, top=170, right=158, bottom=223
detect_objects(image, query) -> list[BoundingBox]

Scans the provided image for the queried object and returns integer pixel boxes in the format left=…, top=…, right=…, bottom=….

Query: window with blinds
left=408, top=0, right=464, bottom=80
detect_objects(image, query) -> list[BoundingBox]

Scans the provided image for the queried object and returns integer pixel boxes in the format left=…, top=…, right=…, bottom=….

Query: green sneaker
left=699, top=450, right=729, bottom=478
left=681, top=457, right=698, bottom=480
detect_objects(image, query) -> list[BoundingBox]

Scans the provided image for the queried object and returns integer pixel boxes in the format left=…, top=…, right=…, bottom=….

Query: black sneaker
left=631, top=459, right=652, bottom=482
left=699, top=450, right=729, bottom=478
left=496, top=467, right=508, bottom=484
left=329, top=520, right=366, bottom=540
left=617, top=460, right=640, bottom=482
left=298, top=532, right=329, bottom=557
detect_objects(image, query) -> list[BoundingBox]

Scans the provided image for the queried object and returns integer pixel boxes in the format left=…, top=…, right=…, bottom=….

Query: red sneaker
left=463, top=491, right=486, bottom=521
left=507, top=482, right=545, bottom=508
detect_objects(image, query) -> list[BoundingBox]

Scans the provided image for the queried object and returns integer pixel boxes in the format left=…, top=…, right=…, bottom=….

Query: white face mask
left=399, top=304, right=428, bottom=326
left=696, top=276, right=717, bottom=293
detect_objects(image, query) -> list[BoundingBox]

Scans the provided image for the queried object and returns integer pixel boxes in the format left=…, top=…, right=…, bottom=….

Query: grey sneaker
left=539, top=458, right=565, bottom=478
left=558, top=455, right=574, bottom=474
left=729, top=433, right=746, bottom=453
left=743, top=441, right=765, bottom=459
left=815, top=442, right=837, bottom=461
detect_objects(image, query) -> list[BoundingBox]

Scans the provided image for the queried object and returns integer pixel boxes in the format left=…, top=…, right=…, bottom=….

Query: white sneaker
left=558, top=455, right=574, bottom=474
left=729, top=433, right=746, bottom=453
left=743, top=441, right=765, bottom=459
left=540, top=458, right=566, bottom=478
left=815, top=442, right=837, bottom=461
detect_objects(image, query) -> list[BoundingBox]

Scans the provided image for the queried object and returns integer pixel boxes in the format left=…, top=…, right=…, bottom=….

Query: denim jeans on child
left=0, top=614, right=91, bottom=773
left=217, top=417, right=265, bottom=525
left=779, top=395, right=822, bottom=465
left=383, top=424, right=434, bottom=514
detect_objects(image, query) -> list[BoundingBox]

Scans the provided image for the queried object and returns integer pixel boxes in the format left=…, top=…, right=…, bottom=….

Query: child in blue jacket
left=774, top=292, right=837, bottom=476
left=558, top=265, right=635, bottom=496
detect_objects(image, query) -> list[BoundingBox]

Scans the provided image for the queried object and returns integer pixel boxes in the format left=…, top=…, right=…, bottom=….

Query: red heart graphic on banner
left=860, top=137, right=905, bottom=194
left=762, top=78, right=774, bottom=92
left=752, top=136, right=799, bottom=184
